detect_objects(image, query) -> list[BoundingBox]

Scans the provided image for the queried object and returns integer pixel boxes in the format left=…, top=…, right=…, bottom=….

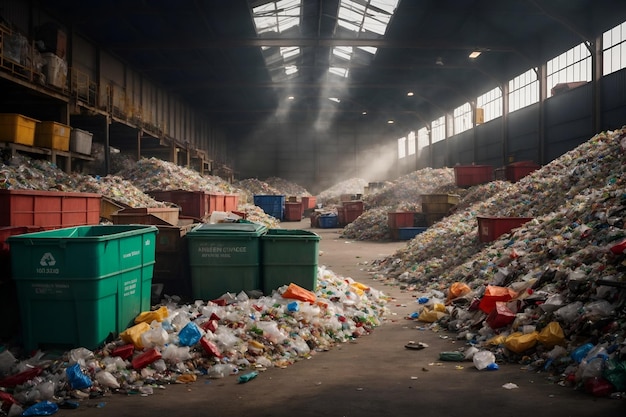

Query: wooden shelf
left=0, top=141, right=94, bottom=173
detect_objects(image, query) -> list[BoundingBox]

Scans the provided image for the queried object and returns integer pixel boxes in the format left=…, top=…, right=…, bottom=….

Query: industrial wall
left=232, top=121, right=400, bottom=194
left=402, top=67, right=626, bottom=174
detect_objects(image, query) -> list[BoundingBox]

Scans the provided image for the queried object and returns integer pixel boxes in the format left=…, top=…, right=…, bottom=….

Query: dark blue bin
left=318, top=214, right=338, bottom=228
left=253, top=195, right=285, bottom=220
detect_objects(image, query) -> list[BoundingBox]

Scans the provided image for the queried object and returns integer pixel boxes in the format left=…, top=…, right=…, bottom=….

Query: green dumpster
left=7, top=225, right=158, bottom=351
left=261, top=229, right=320, bottom=294
left=186, top=222, right=267, bottom=300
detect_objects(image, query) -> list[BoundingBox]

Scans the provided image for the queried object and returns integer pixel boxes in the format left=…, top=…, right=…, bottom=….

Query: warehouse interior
left=3, top=2, right=626, bottom=415
left=1, top=0, right=625, bottom=192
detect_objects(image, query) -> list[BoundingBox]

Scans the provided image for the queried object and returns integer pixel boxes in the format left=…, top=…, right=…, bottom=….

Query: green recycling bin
left=261, top=229, right=320, bottom=294
left=186, top=222, right=267, bottom=300
left=7, top=224, right=158, bottom=351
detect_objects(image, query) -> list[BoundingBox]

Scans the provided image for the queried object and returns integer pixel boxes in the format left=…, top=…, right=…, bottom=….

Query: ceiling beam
left=108, top=37, right=516, bottom=51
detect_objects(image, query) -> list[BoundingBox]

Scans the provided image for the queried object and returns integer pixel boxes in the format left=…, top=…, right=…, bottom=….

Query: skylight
left=329, top=67, right=349, bottom=78
left=252, top=0, right=301, bottom=34
left=338, top=0, right=399, bottom=36
left=333, top=46, right=353, bottom=61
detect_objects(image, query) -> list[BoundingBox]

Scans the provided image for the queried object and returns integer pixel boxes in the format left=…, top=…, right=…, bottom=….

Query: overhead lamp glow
left=288, top=96, right=295, bottom=100
left=407, top=91, right=414, bottom=97
left=387, top=120, right=394, bottom=124
left=362, top=111, right=367, bottom=115
left=329, top=97, right=341, bottom=103
left=469, top=51, right=482, bottom=59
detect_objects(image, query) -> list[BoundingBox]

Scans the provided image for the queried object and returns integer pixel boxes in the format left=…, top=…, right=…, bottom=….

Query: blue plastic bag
left=178, top=322, right=202, bottom=346
left=22, top=400, right=59, bottom=416
left=65, top=363, right=92, bottom=390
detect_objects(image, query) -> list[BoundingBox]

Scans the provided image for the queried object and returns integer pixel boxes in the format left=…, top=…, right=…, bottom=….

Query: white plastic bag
left=473, top=350, right=496, bottom=370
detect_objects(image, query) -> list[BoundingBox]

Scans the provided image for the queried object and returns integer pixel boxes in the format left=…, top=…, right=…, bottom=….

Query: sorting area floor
left=47, top=219, right=624, bottom=417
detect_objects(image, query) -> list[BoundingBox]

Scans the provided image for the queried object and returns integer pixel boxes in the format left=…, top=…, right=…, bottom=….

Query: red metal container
left=284, top=202, right=304, bottom=221
left=223, top=194, right=239, bottom=212
left=477, top=216, right=533, bottom=242
left=209, top=193, right=225, bottom=212
left=301, top=196, right=317, bottom=209
left=148, top=190, right=209, bottom=219
left=387, top=212, right=416, bottom=229
left=454, top=165, right=494, bottom=187
left=505, top=161, right=540, bottom=182
left=0, top=189, right=101, bottom=228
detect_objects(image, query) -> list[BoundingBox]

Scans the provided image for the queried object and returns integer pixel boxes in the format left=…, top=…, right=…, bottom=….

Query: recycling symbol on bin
left=39, top=252, right=56, bottom=267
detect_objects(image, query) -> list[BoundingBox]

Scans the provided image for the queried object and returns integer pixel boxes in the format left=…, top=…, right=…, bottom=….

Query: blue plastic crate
left=394, top=227, right=427, bottom=240
left=318, top=214, right=338, bottom=228
left=253, top=195, right=285, bottom=220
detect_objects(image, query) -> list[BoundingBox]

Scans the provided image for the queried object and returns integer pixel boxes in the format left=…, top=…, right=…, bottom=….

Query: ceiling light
left=435, top=57, right=443, bottom=66
left=362, top=111, right=367, bottom=115
left=469, top=51, right=482, bottom=59
left=329, top=97, right=341, bottom=103
left=288, top=96, right=295, bottom=100
left=407, top=91, right=414, bottom=97
left=387, top=120, right=394, bottom=124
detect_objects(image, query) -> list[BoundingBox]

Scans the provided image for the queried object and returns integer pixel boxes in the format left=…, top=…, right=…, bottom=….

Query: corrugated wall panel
left=601, top=69, right=626, bottom=130
left=1, top=0, right=30, bottom=33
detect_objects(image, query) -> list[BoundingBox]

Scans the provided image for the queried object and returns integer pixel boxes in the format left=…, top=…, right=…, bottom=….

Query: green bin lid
left=262, top=229, right=320, bottom=240
left=188, top=222, right=267, bottom=236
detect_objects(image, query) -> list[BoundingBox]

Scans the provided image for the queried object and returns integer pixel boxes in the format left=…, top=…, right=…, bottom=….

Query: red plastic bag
left=479, top=285, right=518, bottom=314
left=486, top=301, right=516, bottom=329
left=132, top=347, right=162, bottom=370
left=281, top=283, right=317, bottom=303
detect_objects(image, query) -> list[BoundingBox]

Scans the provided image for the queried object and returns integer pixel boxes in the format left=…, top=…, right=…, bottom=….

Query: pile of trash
left=0, top=155, right=164, bottom=208
left=264, top=177, right=312, bottom=197
left=116, top=157, right=240, bottom=195
left=340, top=168, right=459, bottom=241
left=233, top=178, right=281, bottom=203
left=362, top=168, right=457, bottom=208
left=235, top=203, right=281, bottom=229
left=371, top=127, right=626, bottom=396
left=317, top=178, right=369, bottom=206
left=0, top=267, right=388, bottom=415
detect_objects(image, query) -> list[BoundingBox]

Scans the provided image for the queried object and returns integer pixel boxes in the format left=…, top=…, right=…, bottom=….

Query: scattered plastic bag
left=504, top=331, right=538, bottom=354
left=281, top=283, right=316, bottom=303
left=537, top=321, right=565, bottom=347
left=135, top=306, right=169, bottom=324
left=603, top=359, right=626, bottom=391
left=447, top=282, right=471, bottom=302
left=178, top=322, right=202, bottom=346
left=65, top=363, right=92, bottom=390
left=95, top=371, right=120, bottom=389
left=120, top=322, right=151, bottom=349
left=478, top=286, right=517, bottom=314
left=473, top=350, right=496, bottom=370
left=21, top=400, right=58, bottom=416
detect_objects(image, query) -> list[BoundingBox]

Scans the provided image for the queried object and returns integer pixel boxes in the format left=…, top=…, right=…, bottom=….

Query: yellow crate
left=421, top=193, right=460, bottom=205
left=34, top=121, right=70, bottom=151
left=0, top=113, right=39, bottom=146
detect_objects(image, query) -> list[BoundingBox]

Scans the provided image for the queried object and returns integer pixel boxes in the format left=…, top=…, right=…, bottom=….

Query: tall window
left=546, top=43, right=591, bottom=96
left=431, top=116, right=445, bottom=143
left=417, top=127, right=429, bottom=157
left=407, top=131, right=416, bottom=155
left=604, top=20, right=626, bottom=75
left=477, top=87, right=502, bottom=122
left=509, top=69, right=539, bottom=112
left=453, top=103, right=472, bottom=134
left=397, top=136, right=406, bottom=158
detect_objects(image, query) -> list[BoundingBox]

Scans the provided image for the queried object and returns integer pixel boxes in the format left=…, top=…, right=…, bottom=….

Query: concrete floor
left=20, top=219, right=626, bottom=416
